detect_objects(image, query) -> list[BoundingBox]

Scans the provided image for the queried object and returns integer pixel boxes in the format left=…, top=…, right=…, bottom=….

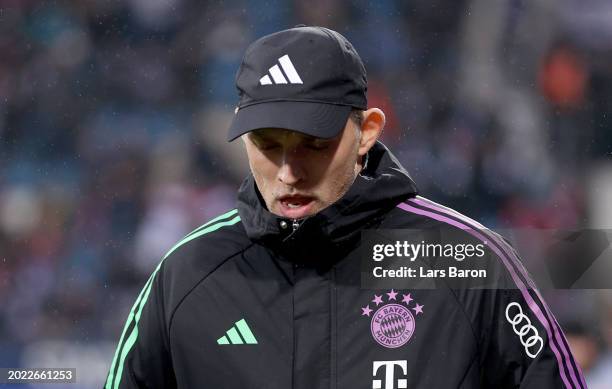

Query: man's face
left=243, top=118, right=362, bottom=219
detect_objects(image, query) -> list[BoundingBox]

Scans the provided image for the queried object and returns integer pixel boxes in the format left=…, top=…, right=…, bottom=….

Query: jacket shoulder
left=385, top=195, right=526, bottom=285
left=385, top=195, right=509, bottom=249
left=156, top=209, right=252, bottom=315
left=162, top=209, right=249, bottom=265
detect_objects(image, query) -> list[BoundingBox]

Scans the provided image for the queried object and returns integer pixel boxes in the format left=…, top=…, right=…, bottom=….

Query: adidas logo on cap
left=227, top=26, right=368, bottom=141
left=259, top=54, right=303, bottom=85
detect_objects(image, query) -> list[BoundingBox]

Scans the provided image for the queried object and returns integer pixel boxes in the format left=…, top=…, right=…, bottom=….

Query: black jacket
left=104, top=142, right=585, bottom=389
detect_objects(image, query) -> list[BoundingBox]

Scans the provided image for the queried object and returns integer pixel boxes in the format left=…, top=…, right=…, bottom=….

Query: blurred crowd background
left=1, top=0, right=611, bottom=387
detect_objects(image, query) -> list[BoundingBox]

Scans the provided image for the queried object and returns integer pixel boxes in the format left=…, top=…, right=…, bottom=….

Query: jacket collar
left=236, top=142, right=418, bottom=256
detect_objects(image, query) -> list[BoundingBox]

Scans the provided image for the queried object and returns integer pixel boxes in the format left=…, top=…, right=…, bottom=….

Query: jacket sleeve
left=479, top=243, right=586, bottom=389
left=104, top=263, right=175, bottom=389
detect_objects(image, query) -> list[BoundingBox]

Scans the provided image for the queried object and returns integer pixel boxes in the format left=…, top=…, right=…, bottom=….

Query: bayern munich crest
left=361, top=289, right=424, bottom=349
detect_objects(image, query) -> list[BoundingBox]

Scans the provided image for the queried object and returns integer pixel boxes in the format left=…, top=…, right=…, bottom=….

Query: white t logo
left=372, top=360, right=408, bottom=389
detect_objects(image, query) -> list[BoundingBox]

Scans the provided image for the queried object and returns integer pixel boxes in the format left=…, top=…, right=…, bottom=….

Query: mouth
left=277, top=195, right=316, bottom=219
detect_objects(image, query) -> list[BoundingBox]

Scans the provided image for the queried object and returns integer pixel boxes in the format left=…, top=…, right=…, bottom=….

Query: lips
left=277, top=195, right=315, bottom=219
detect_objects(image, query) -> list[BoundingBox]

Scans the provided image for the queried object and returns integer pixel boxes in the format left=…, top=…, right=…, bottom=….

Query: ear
left=357, top=108, right=385, bottom=157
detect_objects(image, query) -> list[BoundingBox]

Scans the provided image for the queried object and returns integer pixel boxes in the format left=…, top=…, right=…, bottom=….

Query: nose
left=277, top=148, right=306, bottom=186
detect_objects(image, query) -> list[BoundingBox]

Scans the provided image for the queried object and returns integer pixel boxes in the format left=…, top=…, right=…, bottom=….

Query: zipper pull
left=292, top=219, right=300, bottom=232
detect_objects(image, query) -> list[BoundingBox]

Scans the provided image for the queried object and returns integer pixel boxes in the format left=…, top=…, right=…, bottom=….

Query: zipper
left=292, top=219, right=300, bottom=232
left=280, top=219, right=301, bottom=243
left=281, top=219, right=302, bottom=243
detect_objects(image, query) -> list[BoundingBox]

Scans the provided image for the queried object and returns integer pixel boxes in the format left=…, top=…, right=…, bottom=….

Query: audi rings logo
left=505, top=302, right=544, bottom=359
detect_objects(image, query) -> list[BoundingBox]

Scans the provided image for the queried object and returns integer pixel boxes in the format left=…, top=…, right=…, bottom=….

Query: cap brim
left=227, top=101, right=352, bottom=142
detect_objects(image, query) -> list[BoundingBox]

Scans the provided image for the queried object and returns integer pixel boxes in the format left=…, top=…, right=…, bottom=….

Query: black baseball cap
left=227, top=25, right=367, bottom=142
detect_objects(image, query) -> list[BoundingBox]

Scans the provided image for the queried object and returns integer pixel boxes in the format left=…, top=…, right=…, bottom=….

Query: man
left=105, top=26, right=586, bottom=388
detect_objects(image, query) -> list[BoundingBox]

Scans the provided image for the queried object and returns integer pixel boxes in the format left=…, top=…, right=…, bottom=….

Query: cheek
left=319, top=149, right=358, bottom=200
left=248, top=150, right=277, bottom=190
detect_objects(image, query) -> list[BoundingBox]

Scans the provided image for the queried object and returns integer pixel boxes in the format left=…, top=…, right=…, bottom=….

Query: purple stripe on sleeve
left=397, top=201, right=575, bottom=389
left=409, top=196, right=586, bottom=388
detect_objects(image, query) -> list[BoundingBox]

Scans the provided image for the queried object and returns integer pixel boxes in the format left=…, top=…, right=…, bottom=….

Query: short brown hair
left=350, top=109, right=364, bottom=128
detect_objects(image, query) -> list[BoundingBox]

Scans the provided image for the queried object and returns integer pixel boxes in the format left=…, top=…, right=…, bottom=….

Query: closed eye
left=251, top=138, right=280, bottom=150
left=305, top=142, right=330, bottom=151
